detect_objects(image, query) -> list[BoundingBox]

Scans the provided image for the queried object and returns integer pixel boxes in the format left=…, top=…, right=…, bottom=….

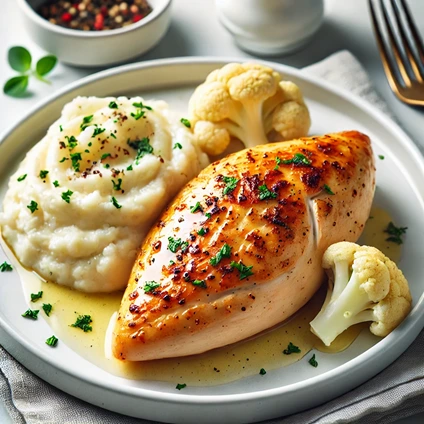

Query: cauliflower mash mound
left=0, top=97, right=209, bottom=292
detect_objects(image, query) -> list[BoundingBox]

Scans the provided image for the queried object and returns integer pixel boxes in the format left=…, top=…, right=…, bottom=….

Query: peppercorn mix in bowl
left=17, top=0, right=172, bottom=66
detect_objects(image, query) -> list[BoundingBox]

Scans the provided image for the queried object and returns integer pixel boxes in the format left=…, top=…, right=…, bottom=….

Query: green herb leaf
left=0, top=262, right=13, bottom=272
left=22, top=309, right=39, bottom=320
left=190, top=202, right=203, bottom=213
left=109, top=101, right=118, bottom=109
left=283, top=342, right=301, bottom=355
left=167, top=237, right=188, bottom=253
left=35, top=55, right=57, bottom=76
left=3, top=75, right=29, bottom=96
left=274, top=157, right=282, bottom=170
left=173, top=142, right=183, bottom=149
left=65, top=135, right=78, bottom=150
left=308, top=354, right=318, bottom=367
left=131, top=109, right=144, bottom=120
left=61, top=190, right=73, bottom=203
left=17, top=174, right=27, bottom=182
left=132, top=101, right=152, bottom=110
left=27, top=200, right=38, bottom=214
left=128, top=137, right=154, bottom=163
left=101, top=153, right=111, bottom=160
left=71, top=314, right=92, bottom=332
left=8, top=46, right=32, bottom=72
left=176, top=383, right=187, bottom=390
left=180, top=118, right=191, bottom=128
left=258, top=184, right=277, bottom=201
left=92, top=127, right=106, bottom=138
left=111, top=196, right=122, bottom=209
left=53, top=180, right=60, bottom=187
left=126, top=165, right=133, bottom=171
left=59, top=125, right=63, bottom=132
left=230, top=260, right=253, bottom=280
left=384, top=221, right=407, bottom=245
left=197, top=227, right=207, bottom=236
left=59, top=157, right=68, bottom=163
left=80, top=114, right=93, bottom=131
left=144, top=281, right=160, bottom=293
left=259, top=368, right=267, bottom=375
left=30, top=291, right=43, bottom=302
left=70, top=152, right=82, bottom=172
left=282, top=153, right=311, bottom=166
left=323, top=184, right=334, bottom=195
left=192, top=279, right=207, bottom=288
left=210, top=243, right=231, bottom=266
left=378, top=155, right=385, bottom=160
left=110, top=133, right=117, bottom=139
left=112, top=178, right=122, bottom=191
left=222, top=176, right=239, bottom=196
left=39, top=170, right=49, bottom=179
left=46, top=335, right=58, bottom=347
left=42, top=303, right=53, bottom=316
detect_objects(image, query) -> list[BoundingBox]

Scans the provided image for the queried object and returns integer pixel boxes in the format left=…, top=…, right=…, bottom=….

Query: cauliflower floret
left=310, top=242, right=412, bottom=346
left=189, top=62, right=311, bottom=155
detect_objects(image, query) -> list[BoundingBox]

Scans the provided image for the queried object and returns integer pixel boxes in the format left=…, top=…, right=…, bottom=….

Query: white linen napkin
left=1, top=50, right=423, bottom=424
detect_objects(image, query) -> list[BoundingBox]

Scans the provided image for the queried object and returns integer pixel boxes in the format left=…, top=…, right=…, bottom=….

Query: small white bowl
left=17, top=0, right=173, bottom=67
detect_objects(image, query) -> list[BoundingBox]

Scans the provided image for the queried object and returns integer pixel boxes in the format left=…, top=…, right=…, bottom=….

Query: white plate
left=1, top=58, right=424, bottom=424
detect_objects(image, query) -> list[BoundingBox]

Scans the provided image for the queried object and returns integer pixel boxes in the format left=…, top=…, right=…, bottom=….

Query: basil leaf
left=3, top=75, right=29, bottom=96
left=36, top=55, right=57, bottom=76
left=8, top=46, right=31, bottom=72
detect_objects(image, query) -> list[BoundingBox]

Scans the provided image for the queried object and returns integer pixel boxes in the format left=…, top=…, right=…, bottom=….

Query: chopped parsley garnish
left=101, top=153, right=111, bottom=160
left=180, top=118, right=191, bottom=128
left=88, top=142, right=92, bottom=147
left=197, top=227, right=207, bottom=236
left=59, top=125, right=63, bottom=132
left=112, top=178, right=122, bottom=191
left=70, top=152, right=82, bottom=172
left=22, top=309, right=39, bottom=320
left=192, top=279, right=207, bottom=288
left=190, top=202, right=203, bottom=213
left=384, top=222, right=407, bottom=245
left=92, top=127, right=106, bottom=138
left=110, top=133, right=117, bottom=139
left=169, top=260, right=175, bottom=265
left=80, top=115, right=93, bottom=131
left=111, top=196, right=122, bottom=209
left=17, top=174, right=27, bottom=182
left=0, top=262, right=13, bottom=272
left=283, top=342, right=301, bottom=355
left=378, top=155, right=385, bottom=160
left=210, top=243, right=231, bottom=266
left=222, top=176, right=239, bottom=196
left=176, top=383, right=187, bottom=390
left=104, top=164, right=110, bottom=169
left=205, top=212, right=212, bottom=220
left=65, top=135, right=78, bottom=150
left=230, top=260, right=253, bottom=280
left=308, top=354, right=318, bottom=367
left=131, top=109, right=144, bottom=120
left=132, top=101, right=152, bottom=110
left=53, top=180, right=59, bottom=187
left=173, top=142, right=183, bottom=149
left=282, top=153, right=311, bottom=166
left=61, top=190, right=73, bottom=203
left=71, top=314, right=93, bottom=332
left=144, top=281, right=160, bottom=293
left=39, top=170, right=49, bottom=179
left=259, top=368, right=267, bottom=375
left=323, top=184, right=334, bottom=195
left=30, top=291, right=43, bottom=302
left=42, top=303, right=53, bottom=316
left=274, top=157, right=282, bottom=170
left=167, top=236, right=188, bottom=253
left=128, top=137, right=154, bottom=163
left=258, top=184, right=277, bottom=201
left=59, top=157, right=68, bottom=163
left=46, top=335, right=58, bottom=347
left=108, top=101, right=118, bottom=109
left=27, top=200, right=38, bottom=214
left=126, top=165, right=133, bottom=171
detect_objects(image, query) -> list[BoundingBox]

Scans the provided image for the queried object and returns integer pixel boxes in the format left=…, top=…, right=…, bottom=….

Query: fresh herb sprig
left=384, top=222, right=408, bottom=245
left=4, top=47, right=57, bottom=97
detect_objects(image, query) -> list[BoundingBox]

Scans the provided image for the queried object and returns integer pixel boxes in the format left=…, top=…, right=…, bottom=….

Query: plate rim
left=1, top=56, right=424, bottom=407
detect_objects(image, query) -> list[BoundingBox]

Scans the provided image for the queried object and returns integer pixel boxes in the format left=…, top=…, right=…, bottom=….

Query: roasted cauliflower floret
left=189, top=63, right=311, bottom=155
left=310, top=242, right=412, bottom=346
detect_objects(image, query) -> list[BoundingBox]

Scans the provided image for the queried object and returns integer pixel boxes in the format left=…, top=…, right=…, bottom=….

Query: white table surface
left=1, top=0, right=424, bottom=423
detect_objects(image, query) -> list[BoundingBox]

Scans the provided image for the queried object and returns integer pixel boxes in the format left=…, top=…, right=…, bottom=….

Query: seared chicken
left=112, top=131, right=375, bottom=361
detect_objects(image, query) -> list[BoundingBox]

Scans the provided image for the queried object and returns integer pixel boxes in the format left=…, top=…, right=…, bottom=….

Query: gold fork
left=369, top=0, right=424, bottom=105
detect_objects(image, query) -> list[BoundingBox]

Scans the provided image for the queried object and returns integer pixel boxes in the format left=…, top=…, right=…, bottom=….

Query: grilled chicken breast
left=112, top=131, right=375, bottom=361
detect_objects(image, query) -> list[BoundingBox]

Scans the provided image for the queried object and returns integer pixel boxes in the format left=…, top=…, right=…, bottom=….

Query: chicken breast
left=112, top=131, right=375, bottom=361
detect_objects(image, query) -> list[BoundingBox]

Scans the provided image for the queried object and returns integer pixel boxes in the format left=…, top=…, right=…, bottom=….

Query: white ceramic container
left=215, top=0, right=324, bottom=56
left=17, top=0, right=173, bottom=67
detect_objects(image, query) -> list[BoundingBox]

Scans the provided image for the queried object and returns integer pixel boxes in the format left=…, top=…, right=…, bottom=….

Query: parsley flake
left=197, top=227, right=207, bottom=236
left=259, top=368, right=267, bottom=375
left=309, top=354, right=318, bottom=367
left=92, top=127, right=105, bottom=138
left=274, top=157, right=282, bottom=170
left=222, top=176, right=239, bottom=196
left=176, top=383, right=187, bottom=390
left=128, top=137, right=153, bottom=163
left=46, top=335, right=58, bottom=347
left=65, top=135, right=78, bottom=150
left=61, top=190, right=73, bottom=203
left=283, top=342, right=301, bottom=355
left=126, top=165, right=133, bottom=171
left=27, top=200, right=38, bottom=214
left=108, top=101, right=118, bottom=109
left=80, top=115, right=93, bottom=131
left=378, top=155, right=385, bottom=160
left=173, top=142, right=183, bottom=149
left=59, top=157, right=68, bottom=163
left=101, top=153, right=111, bottom=160
left=210, top=243, right=231, bottom=266
left=190, top=202, right=203, bottom=213
left=0, top=262, right=13, bottom=272
left=43, top=303, right=53, bottom=316
left=192, top=279, right=207, bottom=288
left=323, top=184, right=334, bottom=195
left=110, top=133, right=117, bottom=139
left=132, top=101, right=152, bottom=110
left=384, top=222, right=407, bottom=245
left=167, top=237, right=188, bottom=253
left=17, top=174, right=27, bottom=182
left=144, top=281, right=160, bottom=293
left=39, top=170, right=49, bottom=179
left=30, top=291, right=43, bottom=302
left=53, top=180, right=60, bottom=187
left=230, top=260, right=253, bottom=280
left=22, top=309, right=39, bottom=320
left=258, top=184, right=277, bottom=201
left=71, top=314, right=92, bottom=332
left=282, top=153, right=311, bottom=166
left=70, top=152, right=82, bottom=172
left=59, top=125, right=63, bottom=132
left=131, top=109, right=144, bottom=120
left=111, top=196, right=122, bottom=209
left=112, top=178, right=122, bottom=191
left=180, top=118, right=191, bottom=128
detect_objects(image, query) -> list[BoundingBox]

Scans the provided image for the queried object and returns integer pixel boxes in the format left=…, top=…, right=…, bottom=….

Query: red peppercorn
left=61, top=12, right=72, bottom=23
left=132, top=14, right=144, bottom=23
left=94, top=13, right=104, bottom=30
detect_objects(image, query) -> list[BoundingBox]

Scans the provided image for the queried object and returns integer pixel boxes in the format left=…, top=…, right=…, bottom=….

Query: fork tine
left=380, top=0, right=412, bottom=87
left=369, top=0, right=405, bottom=94
left=391, top=0, right=424, bottom=82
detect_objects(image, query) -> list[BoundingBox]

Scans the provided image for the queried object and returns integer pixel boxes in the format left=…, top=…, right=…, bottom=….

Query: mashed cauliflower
left=0, top=96, right=209, bottom=292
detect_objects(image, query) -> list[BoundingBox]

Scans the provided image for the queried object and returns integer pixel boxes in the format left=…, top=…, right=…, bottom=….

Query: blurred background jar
left=215, top=0, right=324, bottom=56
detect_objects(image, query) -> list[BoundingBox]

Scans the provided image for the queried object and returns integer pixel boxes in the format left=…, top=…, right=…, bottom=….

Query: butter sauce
left=0, top=205, right=400, bottom=386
